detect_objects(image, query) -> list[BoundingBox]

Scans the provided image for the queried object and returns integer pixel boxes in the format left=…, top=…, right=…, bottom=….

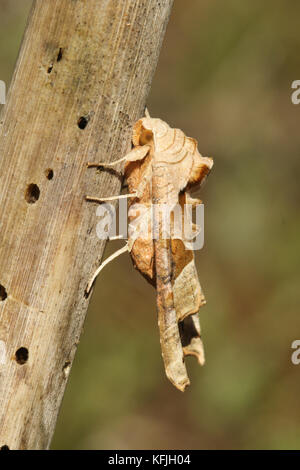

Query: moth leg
left=86, top=193, right=137, bottom=203
left=85, top=244, right=128, bottom=296
left=87, top=145, right=150, bottom=169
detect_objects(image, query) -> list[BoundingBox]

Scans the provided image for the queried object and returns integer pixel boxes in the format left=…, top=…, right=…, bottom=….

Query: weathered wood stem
left=0, top=0, right=173, bottom=449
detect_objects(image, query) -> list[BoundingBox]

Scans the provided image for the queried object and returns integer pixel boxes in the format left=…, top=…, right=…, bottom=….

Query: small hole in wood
left=25, top=184, right=40, bottom=204
left=0, top=284, right=7, bottom=301
left=63, top=360, right=71, bottom=378
left=78, top=116, right=89, bottom=130
left=57, top=48, right=63, bottom=62
left=47, top=65, right=53, bottom=74
left=15, top=347, right=29, bottom=365
left=45, top=168, right=54, bottom=180
left=0, top=445, right=9, bottom=451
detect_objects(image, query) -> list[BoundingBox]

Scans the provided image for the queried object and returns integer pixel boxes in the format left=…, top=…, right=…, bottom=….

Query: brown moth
left=86, top=111, right=213, bottom=391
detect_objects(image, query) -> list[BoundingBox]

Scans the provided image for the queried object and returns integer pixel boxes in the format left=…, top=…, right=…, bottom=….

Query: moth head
left=133, top=117, right=168, bottom=147
left=132, top=119, right=154, bottom=146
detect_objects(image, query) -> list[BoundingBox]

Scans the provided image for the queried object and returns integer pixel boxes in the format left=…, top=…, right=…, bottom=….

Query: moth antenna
left=87, top=155, right=128, bottom=168
left=87, top=145, right=150, bottom=169
left=145, top=107, right=151, bottom=118
left=85, top=244, right=129, bottom=296
left=86, top=192, right=137, bottom=203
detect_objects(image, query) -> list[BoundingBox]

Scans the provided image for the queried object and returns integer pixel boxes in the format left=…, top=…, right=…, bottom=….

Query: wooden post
left=0, top=0, right=173, bottom=450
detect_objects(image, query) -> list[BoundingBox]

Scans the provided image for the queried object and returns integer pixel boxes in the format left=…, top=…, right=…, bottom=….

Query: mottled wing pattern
left=125, top=116, right=213, bottom=390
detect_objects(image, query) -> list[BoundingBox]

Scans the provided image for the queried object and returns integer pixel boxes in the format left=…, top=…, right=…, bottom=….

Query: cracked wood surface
left=0, top=0, right=174, bottom=449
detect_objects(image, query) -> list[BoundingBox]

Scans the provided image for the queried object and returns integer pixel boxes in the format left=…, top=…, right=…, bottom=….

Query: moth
left=86, top=110, right=213, bottom=391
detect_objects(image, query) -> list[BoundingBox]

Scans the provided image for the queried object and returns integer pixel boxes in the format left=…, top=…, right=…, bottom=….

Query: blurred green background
left=1, top=0, right=300, bottom=450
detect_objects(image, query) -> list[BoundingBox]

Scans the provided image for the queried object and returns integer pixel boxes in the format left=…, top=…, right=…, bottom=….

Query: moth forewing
left=126, top=116, right=213, bottom=391
left=171, top=239, right=206, bottom=366
left=154, top=236, right=191, bottom=391
left=152, top=162, right=191, bottom=391
left=171, top=240, right=206, bottom=322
